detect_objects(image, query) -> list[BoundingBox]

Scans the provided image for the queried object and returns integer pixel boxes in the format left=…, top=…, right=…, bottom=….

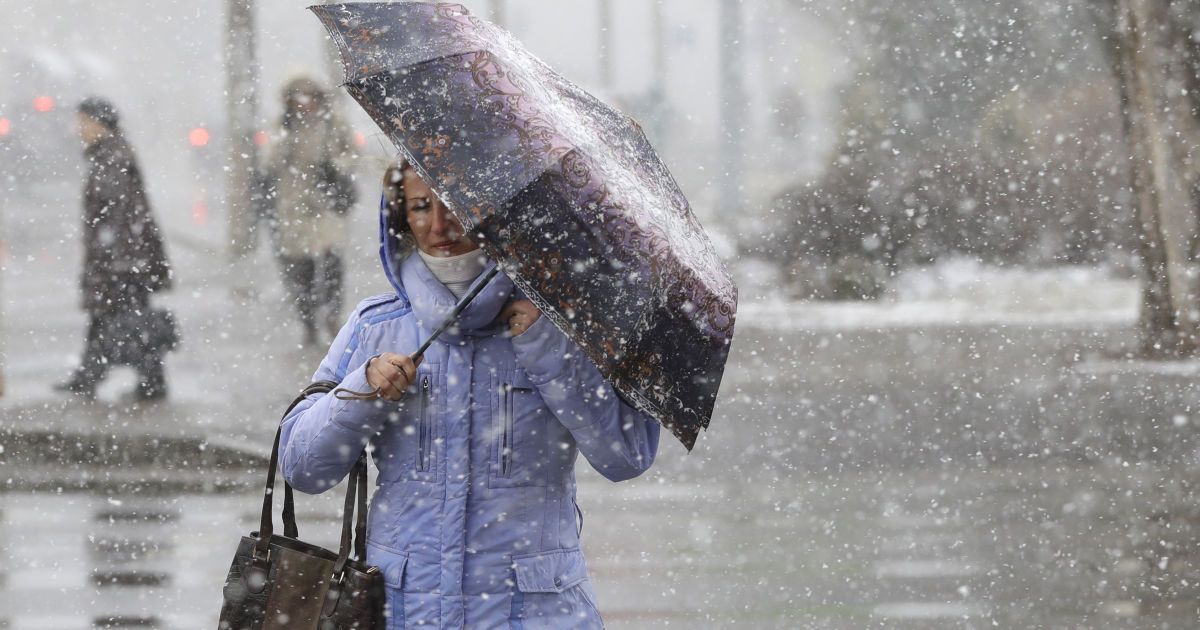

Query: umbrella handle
left=410, top=265, right=501, bottom=363
left=334, top=266, right=500, bottom=401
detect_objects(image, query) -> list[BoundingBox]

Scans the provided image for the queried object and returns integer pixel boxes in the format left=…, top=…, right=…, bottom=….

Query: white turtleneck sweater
left=418, top=249, right=488, bottom=299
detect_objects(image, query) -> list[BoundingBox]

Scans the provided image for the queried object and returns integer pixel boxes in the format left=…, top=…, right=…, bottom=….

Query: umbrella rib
left=338, top=49, right=491, bottom=87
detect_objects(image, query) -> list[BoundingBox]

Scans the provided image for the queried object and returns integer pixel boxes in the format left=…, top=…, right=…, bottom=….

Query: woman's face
left=403, top=169, right=480, bottom=257
left=76, top=113, right=108, bottom=146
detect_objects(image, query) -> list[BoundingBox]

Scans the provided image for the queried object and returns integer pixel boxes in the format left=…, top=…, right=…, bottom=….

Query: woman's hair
left=383, top=162, right=416, bottom=257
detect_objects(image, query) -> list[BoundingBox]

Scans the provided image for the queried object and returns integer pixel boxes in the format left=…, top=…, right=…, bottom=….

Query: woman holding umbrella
left=278, top=163, right=660, bottom=628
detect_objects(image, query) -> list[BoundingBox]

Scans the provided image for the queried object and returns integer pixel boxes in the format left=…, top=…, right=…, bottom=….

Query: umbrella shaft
left=412, top=266, right=501, bottom=361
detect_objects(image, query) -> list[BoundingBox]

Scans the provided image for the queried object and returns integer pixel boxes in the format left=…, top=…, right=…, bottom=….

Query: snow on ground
left=739, top=257, right=1139, bottom=330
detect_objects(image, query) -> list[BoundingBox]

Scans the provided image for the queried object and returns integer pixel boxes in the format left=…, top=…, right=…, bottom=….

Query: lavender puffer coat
left=279, top=215, right=660, bottom=629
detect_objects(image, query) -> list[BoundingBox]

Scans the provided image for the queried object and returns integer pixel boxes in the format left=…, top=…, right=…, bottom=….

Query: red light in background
left=253, top=130, right=269, bottom=147
left=0, top=118, right=10, bottom=136
left=192, top=197, right=208, bottom=226
left=189, top=127, right=210, bottom=147
left=354, top=131, right=367, bottom=148
left=33, top=96, right=55, bottom=113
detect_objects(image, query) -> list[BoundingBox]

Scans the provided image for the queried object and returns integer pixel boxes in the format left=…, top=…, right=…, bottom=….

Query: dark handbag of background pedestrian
left=218, top=381, right=384, bottom=630
left=99, top=307, right=179, bottom=366
left=317, top=159, right=357, bottom=215
left=316, top=114, right=357, bottom=216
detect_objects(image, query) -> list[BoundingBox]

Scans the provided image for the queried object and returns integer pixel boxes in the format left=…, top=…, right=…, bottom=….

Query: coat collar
left=400, top=252, right=512, bottom=345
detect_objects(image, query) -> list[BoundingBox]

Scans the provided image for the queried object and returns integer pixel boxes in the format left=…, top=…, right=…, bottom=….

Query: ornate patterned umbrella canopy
left=312, top=2, right=737, bottom=450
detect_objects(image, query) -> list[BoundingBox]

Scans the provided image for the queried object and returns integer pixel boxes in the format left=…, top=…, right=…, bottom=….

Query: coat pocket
left=496, top=380, right=526, bottom=479
left=365, top=543, right=408, bottom=630
left=379, top=363, right=439, bottom=484
left=489, top=368, right=548, bottom=489
left=511, top=549, right=603, bottom=629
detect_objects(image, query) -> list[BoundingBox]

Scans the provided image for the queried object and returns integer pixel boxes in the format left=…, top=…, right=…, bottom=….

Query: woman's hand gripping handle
left=334, top=352, right=423, bottom=401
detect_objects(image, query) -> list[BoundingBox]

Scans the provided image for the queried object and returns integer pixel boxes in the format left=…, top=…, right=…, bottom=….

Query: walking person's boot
left=52, top=372, right=97, bottom=401
left=55, top=321, right=106, bottom=401
left=126, top=355, right=168, bottom=403
left=302, top=321, right=319, bottom=347
left=281, top=255, right=320, bottom=346
left=324, top=309, right=342, bottom=342
left=320, top=250, right=345, bottom=341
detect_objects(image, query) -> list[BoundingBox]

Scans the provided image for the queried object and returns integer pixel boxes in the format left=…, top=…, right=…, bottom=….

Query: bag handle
left=258, top=380, right=370, bottom=564
left=279, top=382, right=340, bottom=539
left=354, top=448, right=368, bottom=560
left=332, top=453, right=370, bottom=577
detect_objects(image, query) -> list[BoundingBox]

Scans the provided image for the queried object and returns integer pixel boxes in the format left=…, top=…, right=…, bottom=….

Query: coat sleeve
left=278, top=307, right=391, bottom=494
left=511, top=315, right=661, bottom=482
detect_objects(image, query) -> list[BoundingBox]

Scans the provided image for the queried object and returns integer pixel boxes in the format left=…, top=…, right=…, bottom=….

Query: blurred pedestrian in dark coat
left=55, top=97, right=175, bottom=401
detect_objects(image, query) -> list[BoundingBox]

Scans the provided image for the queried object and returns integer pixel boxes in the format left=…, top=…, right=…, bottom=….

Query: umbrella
left=312, top=2, right=737, bottom=450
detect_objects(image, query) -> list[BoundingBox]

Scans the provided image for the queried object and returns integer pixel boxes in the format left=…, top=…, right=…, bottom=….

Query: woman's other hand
left=498, top=300, right=541, bottom=337
left=367, top=352, right=422, bottom=401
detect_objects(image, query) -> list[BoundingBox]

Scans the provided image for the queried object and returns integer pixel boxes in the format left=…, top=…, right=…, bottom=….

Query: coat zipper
left=417, top=375, right=431, bottom=472
left=499, top=384, right=512, bottom=477
left=499, top=382, right=532, bottom=478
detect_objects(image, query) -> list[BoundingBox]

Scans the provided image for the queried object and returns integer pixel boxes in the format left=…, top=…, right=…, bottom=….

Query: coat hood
left=377, top=194, right=408, bottom=300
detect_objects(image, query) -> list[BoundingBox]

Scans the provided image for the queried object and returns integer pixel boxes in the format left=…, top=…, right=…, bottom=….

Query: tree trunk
left=648, top=0, right=669, bottom=147
left=1105, top=0, right=1200, bottom=356
left=225, top=0, right=260, bottom=285
left=719, top=0, right=745, bottom=218
left=598, top=0, right=613, bottom=90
